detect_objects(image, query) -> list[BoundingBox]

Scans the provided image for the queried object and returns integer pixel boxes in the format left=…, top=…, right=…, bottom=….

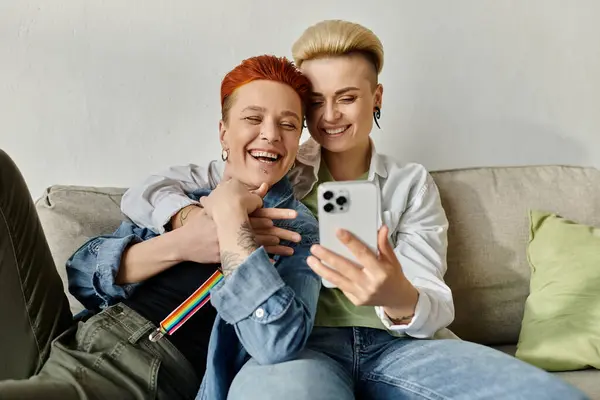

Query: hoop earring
left=373, top=106, right=381, bottom=129
left=221, top=148, right=229, bottom=161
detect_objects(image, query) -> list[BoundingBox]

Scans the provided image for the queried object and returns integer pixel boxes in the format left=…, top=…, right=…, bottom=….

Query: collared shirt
left=67, top=177, right=321, bottom=400
left=120, top=138, right=454, bottom=338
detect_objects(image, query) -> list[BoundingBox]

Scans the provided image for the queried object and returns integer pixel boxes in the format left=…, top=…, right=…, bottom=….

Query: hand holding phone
left=317, top=181, right=380, bottom=288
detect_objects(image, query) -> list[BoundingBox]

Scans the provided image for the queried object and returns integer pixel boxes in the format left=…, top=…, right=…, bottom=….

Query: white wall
left=1, top=0, right=599, bottom=196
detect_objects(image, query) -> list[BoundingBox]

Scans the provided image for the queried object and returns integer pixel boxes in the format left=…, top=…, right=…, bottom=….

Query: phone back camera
left=323, top=203, right=334, bottom=213
left=323, top=191, right=334, bottom=200
left=321, top=189, right=350, bottom=214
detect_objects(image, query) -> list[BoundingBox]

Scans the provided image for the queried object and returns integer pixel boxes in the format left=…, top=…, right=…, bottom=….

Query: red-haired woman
left=0, top=55, right=320, bottom=400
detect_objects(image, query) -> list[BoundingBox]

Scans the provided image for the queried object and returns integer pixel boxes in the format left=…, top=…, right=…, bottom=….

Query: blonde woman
left=98, top=21, right=584, bottom=400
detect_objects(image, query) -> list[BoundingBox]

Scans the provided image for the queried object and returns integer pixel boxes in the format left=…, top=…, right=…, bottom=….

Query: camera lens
left=323, top=203, right=334, bottom=213
left=336, top=196, right=347, bottom=206
left=323, top=191, right=334, bottom=200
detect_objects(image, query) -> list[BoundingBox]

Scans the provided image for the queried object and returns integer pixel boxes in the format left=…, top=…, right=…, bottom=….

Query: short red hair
left=220, top=55, right=311, bottom=121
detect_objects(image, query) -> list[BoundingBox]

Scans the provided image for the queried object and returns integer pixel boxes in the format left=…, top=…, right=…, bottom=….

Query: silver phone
left=317, top=180, right=380, bottom=288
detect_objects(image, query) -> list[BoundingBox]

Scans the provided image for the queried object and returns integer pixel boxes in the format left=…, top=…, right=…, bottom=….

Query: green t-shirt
left=302, top=161, right=386, bottom=330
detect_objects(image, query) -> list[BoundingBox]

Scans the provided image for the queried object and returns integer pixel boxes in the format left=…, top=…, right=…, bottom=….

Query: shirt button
left=254, top=308, right=265, bottom=318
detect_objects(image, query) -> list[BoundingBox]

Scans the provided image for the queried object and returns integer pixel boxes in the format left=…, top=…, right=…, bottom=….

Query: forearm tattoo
left=220, top=251, right=244, bottom=277
left=220, top=221, right=258, bottom=277
left=237, top=221, right=258, bottom=252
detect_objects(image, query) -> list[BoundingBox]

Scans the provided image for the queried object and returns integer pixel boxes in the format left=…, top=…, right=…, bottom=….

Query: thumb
left=199, top=196, right=208, bottom=208
left=252, top=182, right=269, bottom=198
left=377, top=225, right=395, bottom=261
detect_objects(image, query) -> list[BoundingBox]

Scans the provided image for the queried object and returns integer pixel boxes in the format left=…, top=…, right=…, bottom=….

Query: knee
left=228, top=350, right=353, bottom=400
left=0, top=149, right=12, bottom=169
left=0, top=149, right=21, bottom=183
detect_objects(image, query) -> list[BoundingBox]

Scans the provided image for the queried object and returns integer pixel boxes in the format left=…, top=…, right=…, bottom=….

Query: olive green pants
left=0, top=149, right=198, bottom=399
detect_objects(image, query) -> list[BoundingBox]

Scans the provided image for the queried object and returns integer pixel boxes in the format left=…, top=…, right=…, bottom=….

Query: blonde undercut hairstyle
left=291, top=20, right=384, bottom=80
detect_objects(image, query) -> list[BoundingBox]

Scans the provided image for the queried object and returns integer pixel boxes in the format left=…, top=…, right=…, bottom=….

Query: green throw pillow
left=516, top=210, right=600, bottom=371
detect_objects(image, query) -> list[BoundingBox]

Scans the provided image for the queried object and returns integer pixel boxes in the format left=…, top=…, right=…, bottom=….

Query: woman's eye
left=310, top=100, right=323, bottom=108
left=244, top=116, right=262, bottom=124
left=339, top=96, right=356, bottom=103
left=281, top=122, right=297, bottom=130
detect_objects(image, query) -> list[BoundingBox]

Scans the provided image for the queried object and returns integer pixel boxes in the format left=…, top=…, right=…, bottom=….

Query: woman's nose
left=260, top=122, right=281, bottom=143
left=323, top=102, right=341, bottom=122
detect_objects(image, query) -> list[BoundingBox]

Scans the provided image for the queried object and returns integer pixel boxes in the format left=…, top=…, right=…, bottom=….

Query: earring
left=373, top=106, right=381, bottom=129
left=221, top=148, right=229, bottom=161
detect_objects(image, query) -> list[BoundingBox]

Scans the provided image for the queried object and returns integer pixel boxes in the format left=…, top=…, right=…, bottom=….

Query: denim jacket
left=66, top=177, right=321, bottom=400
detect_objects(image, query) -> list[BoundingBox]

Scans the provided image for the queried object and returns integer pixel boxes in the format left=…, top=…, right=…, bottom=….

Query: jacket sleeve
left=120, top=161, right=225, bottom=234
left=210, top=206, right=321, bottom=365
left=66, top=222, right=158, bottom=311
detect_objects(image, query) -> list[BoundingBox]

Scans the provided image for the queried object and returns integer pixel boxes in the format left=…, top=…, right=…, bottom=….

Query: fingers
left=310, top=244, right=364, bottom=282
left=377, top=225, right=395, bottom=261
left=255, top=226, right=301, bottom=243
left=306, top=255, right=355, bottom=294
left=249, top=217, right=274, bottom=230
left=264, top=245, right=294, bottom=256
left=255, top=234, right=279, bottom=246
left=251, top=208, right=297, bottom=220
left=335, top=229, right=379, bottom=268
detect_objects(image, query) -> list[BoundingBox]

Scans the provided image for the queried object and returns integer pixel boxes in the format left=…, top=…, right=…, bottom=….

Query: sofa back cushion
left=432, top=166, right=600, bottom=344
left=36, top=166, right=600, bottom=344
left=36, top=186, right=126, bottom=315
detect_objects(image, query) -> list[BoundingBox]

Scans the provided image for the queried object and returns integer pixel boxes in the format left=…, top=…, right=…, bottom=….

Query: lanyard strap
left=149, top=269, right=224, bottom=342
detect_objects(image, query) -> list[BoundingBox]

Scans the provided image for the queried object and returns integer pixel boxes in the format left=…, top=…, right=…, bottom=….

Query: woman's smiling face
left=220, top=79, right=303, bottom=189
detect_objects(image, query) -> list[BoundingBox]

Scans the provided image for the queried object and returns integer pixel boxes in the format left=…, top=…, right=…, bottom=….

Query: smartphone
left=317, top=180, right=380, bottom=288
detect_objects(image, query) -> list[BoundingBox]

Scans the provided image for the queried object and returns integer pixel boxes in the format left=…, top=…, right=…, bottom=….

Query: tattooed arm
left=214, top=211, right=259, bottom=277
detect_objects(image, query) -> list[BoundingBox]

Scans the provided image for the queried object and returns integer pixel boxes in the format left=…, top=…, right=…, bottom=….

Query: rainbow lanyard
left=149, top=269, right=224, bottom=342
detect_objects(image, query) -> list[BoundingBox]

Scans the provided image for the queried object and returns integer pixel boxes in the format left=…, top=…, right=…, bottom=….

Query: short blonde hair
left=292, top=20, right=384, bottom=75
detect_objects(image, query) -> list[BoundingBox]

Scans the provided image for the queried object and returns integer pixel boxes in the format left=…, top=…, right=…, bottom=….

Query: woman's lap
left=358, top=335, right=587, bottom=399
left=0, top=304, right=200, bottom=400
left=229, top=327, right=587, bottom=400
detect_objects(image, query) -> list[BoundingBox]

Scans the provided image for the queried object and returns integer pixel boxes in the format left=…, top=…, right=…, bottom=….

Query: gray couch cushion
left=35, top=186, right=126, bottom=315
left=432, top=166, right=600, bottom=345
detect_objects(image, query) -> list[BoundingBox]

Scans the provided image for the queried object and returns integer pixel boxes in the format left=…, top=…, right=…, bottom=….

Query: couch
left=35, top=165, right=600, bottom=398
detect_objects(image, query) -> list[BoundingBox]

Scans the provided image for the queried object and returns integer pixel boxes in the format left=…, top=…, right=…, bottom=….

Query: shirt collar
left=263, top=176, right=294, bottom=208
left=295, top=137, right=388, bottom=180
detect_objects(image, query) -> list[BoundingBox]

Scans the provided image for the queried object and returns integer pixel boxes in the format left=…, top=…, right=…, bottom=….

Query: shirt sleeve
left=120, top=161, right=225, bottom=234
left=375, top=173, right=454, bottom=338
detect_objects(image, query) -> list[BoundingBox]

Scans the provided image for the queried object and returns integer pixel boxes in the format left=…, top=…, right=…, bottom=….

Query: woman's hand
left=174, top=182, right=300, bottom=260
left=307, top=226, right=419, bottom=324
left=175, top=207, right=221, bottom=264
left=200, top=179, right=265, bottom=219
left=250, top=208, right=301, bottom=256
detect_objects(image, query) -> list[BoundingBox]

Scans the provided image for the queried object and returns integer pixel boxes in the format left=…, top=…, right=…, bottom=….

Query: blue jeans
left=228, top=327, right=587, bottom=400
